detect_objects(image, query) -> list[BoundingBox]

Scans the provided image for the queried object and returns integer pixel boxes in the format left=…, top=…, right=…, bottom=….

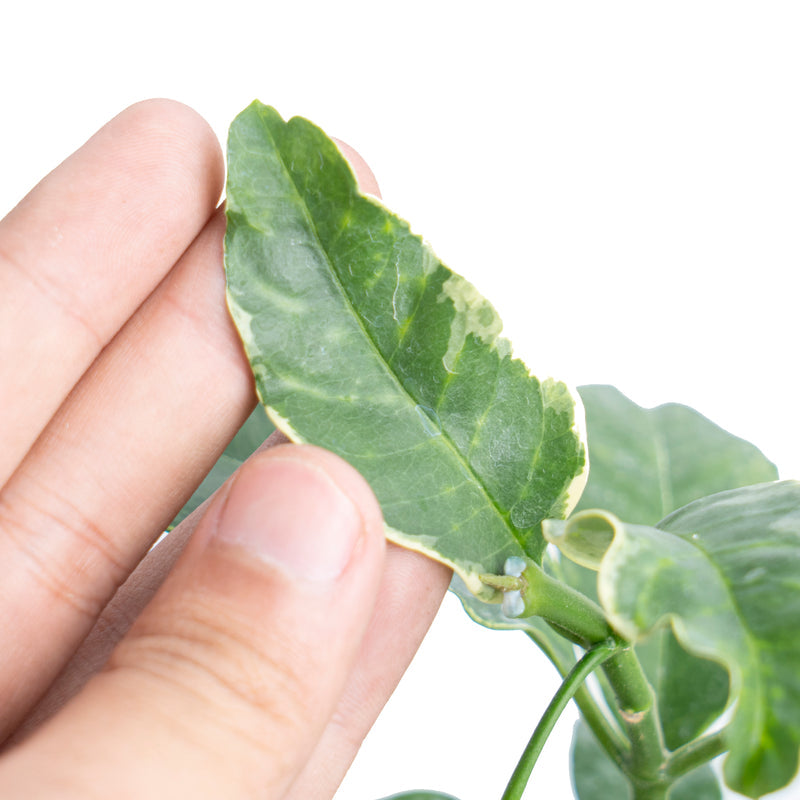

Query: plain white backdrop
left=2, top=2, right=798, bottom=798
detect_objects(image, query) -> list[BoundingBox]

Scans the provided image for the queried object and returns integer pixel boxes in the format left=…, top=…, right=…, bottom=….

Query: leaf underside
left=223, top=101, right=586, bottom=597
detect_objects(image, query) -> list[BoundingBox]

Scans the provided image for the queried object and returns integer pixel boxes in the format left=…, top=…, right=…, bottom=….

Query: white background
left=2, top=2, right=798, bottom=798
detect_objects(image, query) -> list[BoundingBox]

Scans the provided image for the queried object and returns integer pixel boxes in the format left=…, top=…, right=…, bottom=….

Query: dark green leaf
left=570, top=385, right=778, bottom=749
left=547, top=482, right=800, bottom=797
left=224, top=101, right=586, bottom=597
left=634, top=628, right=729, bottom=751
left=223, top=403, right=275, bottom=461
left=571, top=721, right=721, bottom=800
left=575, top=385, right=778, bottom=524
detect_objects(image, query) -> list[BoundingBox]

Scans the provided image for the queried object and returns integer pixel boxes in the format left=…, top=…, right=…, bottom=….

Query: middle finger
left=0, top=208, right=256, bottom=739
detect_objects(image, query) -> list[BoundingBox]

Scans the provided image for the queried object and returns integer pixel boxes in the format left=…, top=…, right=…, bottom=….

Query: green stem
left=666, top=728, right=728, bottom=778
left=631, top=783, right=669, bottom=800
left=480, top=574, right=525, bottom=592
left=521, top=562, right=616, bottom=647
left=518, top=562, right=667, bottom=785
left=500, top=640, right=618, bottom=800
left=525, top=632, right=630, bottom=770
left=571, top=684, right=630, bottom=769
left=602, top=648, right=666, bottom=782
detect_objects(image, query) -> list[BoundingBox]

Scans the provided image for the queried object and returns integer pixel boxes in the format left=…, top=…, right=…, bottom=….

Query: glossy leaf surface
left=546, top=482, right=800, bottom=798
left=224, top=101, right=587, bottom=596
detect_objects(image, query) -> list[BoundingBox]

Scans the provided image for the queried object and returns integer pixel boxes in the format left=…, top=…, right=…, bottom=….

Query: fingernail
left=216, top=454, right=363, bottom=582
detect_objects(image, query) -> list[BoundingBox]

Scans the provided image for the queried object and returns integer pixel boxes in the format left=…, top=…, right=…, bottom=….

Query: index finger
left=0, top=99, right=224, bottom=485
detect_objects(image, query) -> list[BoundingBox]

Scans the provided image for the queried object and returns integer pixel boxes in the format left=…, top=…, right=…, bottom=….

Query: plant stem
left=525, top=632, right=630, bottom=770
left=500, top=640, right=618, bottom=800
left=666, top=728, right=728, bottom=778
left=631, top=783, right=669, bottom=800
left=602, top=648, right=666, bottom=782
left=571, top=684, right=630, bottom=768
left=520, top=561, right=668, bottom=785
left=522, top=562, right=616, bottom=647
left=480, top=574, right=525, bottom=592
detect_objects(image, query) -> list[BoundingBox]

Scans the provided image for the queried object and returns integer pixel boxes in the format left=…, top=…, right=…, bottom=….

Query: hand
left=0, top=100, right=451, bottom=798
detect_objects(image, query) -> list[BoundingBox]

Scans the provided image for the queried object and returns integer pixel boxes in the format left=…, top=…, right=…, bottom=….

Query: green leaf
left=546, top=482, right=800, bottom=798
left=222, top=403, right=275, bottom=461
left=169, top=405, right=274, bottom=528
left=223, top=101, right=587, bottom=597
left=572, top=720, right=630, bottom=799
left=634, top=628, right=729, bottom=751
left=575, top=385, right=778, bottom=524
left=571, top=721, right=721, bottom=800
left=571, top=384, right=777, bottom=750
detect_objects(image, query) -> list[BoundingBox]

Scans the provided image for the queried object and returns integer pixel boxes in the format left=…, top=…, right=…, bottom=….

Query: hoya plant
left=177, top=101, right=800, bottom=799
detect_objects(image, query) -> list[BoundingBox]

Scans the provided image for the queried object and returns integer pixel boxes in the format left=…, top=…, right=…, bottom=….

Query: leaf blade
left=575, top=385, right=778, bottom=524
left=547, top=482, right=800, bottom=797
left=569, top=385, right=778, bottom=749
left=224, top=101, right=587, bottom=594
left=571, top=720, right=722, bottom=800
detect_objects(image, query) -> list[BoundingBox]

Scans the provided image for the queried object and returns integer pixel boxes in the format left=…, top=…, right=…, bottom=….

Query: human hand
left=0, top=100, right=451, bottom=798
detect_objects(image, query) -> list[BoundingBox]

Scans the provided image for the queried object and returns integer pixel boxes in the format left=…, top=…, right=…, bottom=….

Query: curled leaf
left=545, top=482, right=800, bottom=798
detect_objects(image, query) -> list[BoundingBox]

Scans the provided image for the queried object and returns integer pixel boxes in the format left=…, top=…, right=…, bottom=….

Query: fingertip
left=0, top=445, right=388, bottom=797
left=104, top=98, right=225, bottom=209
left=214, top=444, right=384, bottom=584
left=333, top=138, right=381, bottom=198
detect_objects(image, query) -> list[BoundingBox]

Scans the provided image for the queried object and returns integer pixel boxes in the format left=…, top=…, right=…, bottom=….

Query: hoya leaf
left=222, top=403, right=275, bottom=462
left=575, top=385, right=778, bottom=524
left=571, top=721, right=722, bottom=800
left=545, top=482, right=800, bottom=798
left=569, top=384, right=778, bottom=749
left=633, top=627, right=729, bottom=752
left=224, top=101, right=587, bottom=597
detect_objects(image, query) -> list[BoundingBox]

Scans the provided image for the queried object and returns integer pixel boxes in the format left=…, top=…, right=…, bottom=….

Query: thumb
left=0, top=445, right=386, bottom=799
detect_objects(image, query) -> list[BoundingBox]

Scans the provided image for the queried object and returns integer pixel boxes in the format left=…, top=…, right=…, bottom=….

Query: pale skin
left=0, top=99, right=451, bottom=798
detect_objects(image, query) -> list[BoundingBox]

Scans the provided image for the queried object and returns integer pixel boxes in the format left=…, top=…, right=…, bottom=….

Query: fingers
left=8, top=430, right=292, bottom=742
left=333, top=139, right=381, bottom=197
left=285, top=545, right=451, bottom=800
left=10, top=436, right=451, bottom=800
left=0, top=99, right=224, bottom=485
left=0, top=125, right=383, bottom=739
left=0, top=445, right=386, bottom=799
left=0, top=206, right=256, bottom=739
